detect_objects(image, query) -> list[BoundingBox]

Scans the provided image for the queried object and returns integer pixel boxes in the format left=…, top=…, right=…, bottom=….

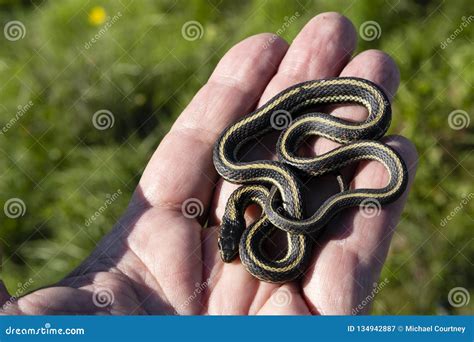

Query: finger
left=259, top=12, right=357, bottom=105
left=301, top=50, right=402, bottom=213
left=205, top=13, right=358, bottom=314
left=303, top=135, right=418, bottom=314
left=311, top=49, right=401, bottom=156
left=302, top=49, right=403, bottom=314
left=136, top=34, right=288, bottom=213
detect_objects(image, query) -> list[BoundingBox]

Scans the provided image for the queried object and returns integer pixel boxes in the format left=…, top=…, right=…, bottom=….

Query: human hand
left=0, top=12, right=417, bottom=315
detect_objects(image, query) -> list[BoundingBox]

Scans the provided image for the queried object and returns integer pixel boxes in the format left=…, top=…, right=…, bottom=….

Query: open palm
left=1, top=12, right=417, bottom=315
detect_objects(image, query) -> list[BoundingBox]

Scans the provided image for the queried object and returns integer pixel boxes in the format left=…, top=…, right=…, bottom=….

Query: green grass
left=0, top=0, right=472, bottom=314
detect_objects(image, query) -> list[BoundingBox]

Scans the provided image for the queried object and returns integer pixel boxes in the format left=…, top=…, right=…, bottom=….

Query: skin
left=0, top=12, right=418, bottom=315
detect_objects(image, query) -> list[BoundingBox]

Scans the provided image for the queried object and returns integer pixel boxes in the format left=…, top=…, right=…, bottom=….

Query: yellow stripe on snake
left=213, top=77, right=408, bottom=283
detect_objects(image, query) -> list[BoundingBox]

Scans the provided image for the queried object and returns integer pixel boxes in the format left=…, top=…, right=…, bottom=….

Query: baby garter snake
left=213, top=77, right=408, bottom=283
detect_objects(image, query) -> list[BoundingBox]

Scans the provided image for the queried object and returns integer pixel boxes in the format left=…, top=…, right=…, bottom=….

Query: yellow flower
left=88, top=6, right=107, bottom=26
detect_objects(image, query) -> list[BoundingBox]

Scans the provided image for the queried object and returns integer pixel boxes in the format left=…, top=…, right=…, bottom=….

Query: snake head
left=218, top=235, right=239, bottom=262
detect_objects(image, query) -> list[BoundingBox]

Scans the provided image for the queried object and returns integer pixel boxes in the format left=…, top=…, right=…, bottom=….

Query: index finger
left=135, top=34, right=288, bottom=213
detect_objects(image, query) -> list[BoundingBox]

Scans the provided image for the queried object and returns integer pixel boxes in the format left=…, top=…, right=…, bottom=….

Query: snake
left=213, top=77, right=408, bottom=283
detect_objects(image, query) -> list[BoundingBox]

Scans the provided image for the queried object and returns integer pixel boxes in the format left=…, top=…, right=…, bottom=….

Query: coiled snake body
left=213, top=77, right=408, bottom=283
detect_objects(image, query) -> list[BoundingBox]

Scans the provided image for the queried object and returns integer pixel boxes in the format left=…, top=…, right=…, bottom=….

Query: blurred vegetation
left=0, top=0, right=472, bottom=314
